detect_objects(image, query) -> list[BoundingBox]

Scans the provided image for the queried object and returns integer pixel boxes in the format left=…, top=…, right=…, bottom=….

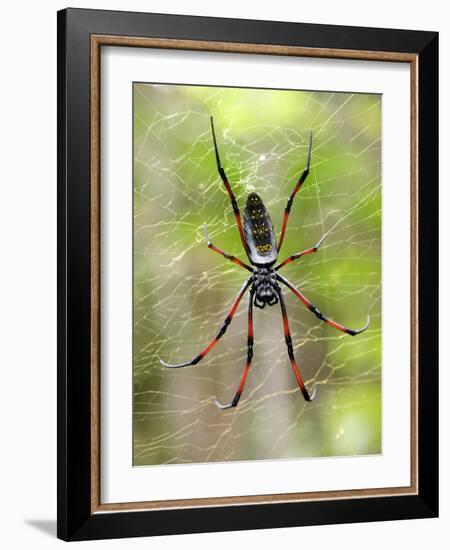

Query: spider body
left=242, top=192, right=280, bottom=308
left=160, top=117, right=369, bottom=409
left=243, top=192, right=278, bottom=266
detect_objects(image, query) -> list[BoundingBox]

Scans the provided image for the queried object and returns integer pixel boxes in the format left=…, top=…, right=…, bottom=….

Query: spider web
left=133, top=83, right=381, bottom=466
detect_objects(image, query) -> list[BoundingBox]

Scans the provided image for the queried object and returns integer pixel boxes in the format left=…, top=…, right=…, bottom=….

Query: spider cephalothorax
left=160, top=117, right=369, bottom=409
left=253, top=267, right=279, bottom=308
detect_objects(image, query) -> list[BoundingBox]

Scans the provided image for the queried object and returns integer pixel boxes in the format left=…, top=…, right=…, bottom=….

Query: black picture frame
left=57, top=7, right=438, bottom=542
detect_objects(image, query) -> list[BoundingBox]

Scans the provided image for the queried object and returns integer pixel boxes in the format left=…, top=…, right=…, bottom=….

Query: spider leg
left=160, top=277, right=252, bottom=368
left=277, top=273, right=370, bottom=336
left=277, top=130, right=313, bottom=253
left=203, top=224, right=253, bottom=272
left=210, top=116, right=248, bottom=253
left=275, top=230, right=329, bottom=271
left=276, top=287, right=316, bottom=402
left=214, top=289, right=255, bottom=409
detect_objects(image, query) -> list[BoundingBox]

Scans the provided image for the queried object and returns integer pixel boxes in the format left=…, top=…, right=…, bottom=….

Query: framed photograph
left=57, top=8, right=438, bottom=541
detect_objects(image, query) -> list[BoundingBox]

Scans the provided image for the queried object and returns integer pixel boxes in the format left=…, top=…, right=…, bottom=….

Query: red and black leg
left=277, top=130, right=313, bottom=252
left=160, top=277, right=252, bottom=368
left=203, top=224, right=253, bottom=272
left=210, top=117, right=248, bottom=253
left=276, top=287, right=316, bottom=402
left=214, top=289, right=255, bottom=409
left=277, top=273, right=370, bottom=336
left=275, top=230, right=328, bottom=271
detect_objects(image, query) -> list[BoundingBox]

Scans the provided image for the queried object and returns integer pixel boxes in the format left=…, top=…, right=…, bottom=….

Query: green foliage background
left=133, top=83, right=382, bottom=466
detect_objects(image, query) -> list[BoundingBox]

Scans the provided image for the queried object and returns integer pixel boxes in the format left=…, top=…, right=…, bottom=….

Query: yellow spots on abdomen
left=253, top=226, right=269, bottom=237
left=256, top=243, right=272, bottom=252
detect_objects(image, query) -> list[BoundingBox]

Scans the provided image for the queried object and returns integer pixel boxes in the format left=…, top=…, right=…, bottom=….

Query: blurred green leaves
left=133, top=83, right=381, bottom=466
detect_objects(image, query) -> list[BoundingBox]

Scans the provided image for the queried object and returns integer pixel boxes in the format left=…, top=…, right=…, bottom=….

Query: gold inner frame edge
left=90, top=34, right=419, bottom=514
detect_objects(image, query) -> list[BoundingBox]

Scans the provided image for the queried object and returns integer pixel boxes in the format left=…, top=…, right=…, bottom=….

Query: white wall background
left=0, top=1, right=446, bottom=548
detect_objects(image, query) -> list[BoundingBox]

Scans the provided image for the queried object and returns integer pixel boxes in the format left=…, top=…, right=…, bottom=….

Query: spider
left=160, top=117, right=369, bottom=409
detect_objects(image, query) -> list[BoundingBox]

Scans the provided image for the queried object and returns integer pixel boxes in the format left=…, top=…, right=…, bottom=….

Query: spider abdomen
left=243, top=193, right=277, bottom=265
